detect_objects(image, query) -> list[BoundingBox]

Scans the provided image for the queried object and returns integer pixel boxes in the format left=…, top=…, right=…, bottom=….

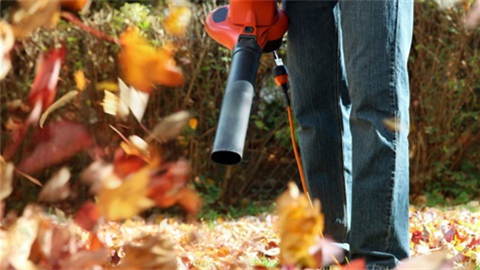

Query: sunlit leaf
left=74, top=70, right=87, bottom=91
left=118, top=78, right=150, bottom=123
left=120, top=135, right=151, bottom=162
left=0, top=156, right=14, bottom=201
left=118, top=26, right=184, bottom=93
left=164, top=1, right=192, bottom=36
left=188, top=118, right=198, bottom=130
left=0, top=21, right=14, bottom=80
left=97, top=166, right=155, bottom=221
left=17, top=121, right=93, bottom=175
left=146, top=111, right=190, bottom=143
left=39, top=90, right=78, bottom=128
left=60, top=0, right=87, bottom=11
left=38, top=167, right=71, bottom=202
left=276, top=182, right=324, bottom=268
left=10, top=0, right=60, bottom=39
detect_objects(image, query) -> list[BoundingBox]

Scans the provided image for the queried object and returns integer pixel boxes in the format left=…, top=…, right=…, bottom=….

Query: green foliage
left=252, top=256, right=279, bottom=269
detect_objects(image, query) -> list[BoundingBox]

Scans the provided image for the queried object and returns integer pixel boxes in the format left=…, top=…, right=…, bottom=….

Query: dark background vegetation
left=0, top=0, right=479, bottom=216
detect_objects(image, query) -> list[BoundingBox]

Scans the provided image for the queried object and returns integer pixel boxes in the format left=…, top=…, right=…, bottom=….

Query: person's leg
left=339, top=0, right=413, bottom=268
left=284, top=0, right=351, bottom=245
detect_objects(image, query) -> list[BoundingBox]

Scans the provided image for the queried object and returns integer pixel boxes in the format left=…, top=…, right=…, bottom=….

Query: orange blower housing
left=206, top=0, right=289, bottom=52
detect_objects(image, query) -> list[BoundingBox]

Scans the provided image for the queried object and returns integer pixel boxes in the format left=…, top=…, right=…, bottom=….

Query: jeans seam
left=384, top=0, right=401, bottom=254
left=334, top=8, right=348, bottom=244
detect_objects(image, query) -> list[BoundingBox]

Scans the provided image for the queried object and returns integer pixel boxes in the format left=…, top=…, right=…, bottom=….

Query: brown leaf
left=146, top=111, right=191, bottom=143
left=17, top=121, right=93, bottom=175
left=0, top=156, right=14, bottom=201
left=118, top=26, right=184, bottom=93
left=10, top=0, right=61, bottom=39
left=59, top=249, right=108, bottom=270
left=114, top=236, right=177, bottom=270
left=0, top=20, right=14, bottom=80
left=39, top=90, right=79, bottom=128
left=38, top=167, right=71, bottom=202
left=394, top=250, right=453, bottom=269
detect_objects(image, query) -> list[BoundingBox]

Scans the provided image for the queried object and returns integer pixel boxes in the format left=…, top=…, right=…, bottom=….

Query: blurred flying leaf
left=17, top=121, right=93, bottom=175
left=2, top=45, right=66, bottom=160
left=465, top=0, right=480, bottom=28
left=394, top=249, right=453, bottom=269
left=97, top=166, right=154, bottom=221
left=118, top=78, right=150, bottom=123
left=38, top=167, right=71, bottom=202
left=80, top=160, right=114, bottom=194
left=114, top=236, right=177, bottom=270
left=102, top=90, right=125, bottom=119
left=5, top=205, right=42, bottom=270
left=276, top=182, right=325, bottom=268
left=118, top=26, right=184, bottom=93
left=27, top=45, right=66, bottom=115
left=74, top=70, right=87, bottom=91
left=0, top=156, right=14, bottom=201
left=96, top=81, right=118, bottom=92
left=39, top=90, right=78, bottom=128
left=120, top=135, right=151, bottom=162
left=146, top=111, right=190, bottom=143
left=308, top=238, right=345, bottom=268
left=147, top=159, right=201, bottom=215
left=0, top=21, right=14, bottom=80
left=164, top=0, right=192, bottom=36
left=10, top=0, right=60, bottom=39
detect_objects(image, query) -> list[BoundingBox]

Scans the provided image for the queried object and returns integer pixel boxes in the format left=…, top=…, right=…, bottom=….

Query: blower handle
left=211, top=36, right=262, bottom=165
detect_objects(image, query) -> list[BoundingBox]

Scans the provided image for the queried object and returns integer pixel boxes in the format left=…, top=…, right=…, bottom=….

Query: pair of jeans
left=283, top=0, right=413, bottom=268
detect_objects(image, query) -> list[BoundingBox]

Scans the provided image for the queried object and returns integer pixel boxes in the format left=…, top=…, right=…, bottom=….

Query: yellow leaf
left=74, top=70, right=87, bottom=91
left=276, top=182, right=324, bottom=268
left=96, top=81, right=118, bottom=92
left=97, top=166, right=154, bottom=221
left=119, top=26, right=184, bottom=93
left=164, top=3, right=192, bottom=36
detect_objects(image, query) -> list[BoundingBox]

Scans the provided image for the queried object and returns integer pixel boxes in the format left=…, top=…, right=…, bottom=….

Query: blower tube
left=211, top=36, right=262, bottom=165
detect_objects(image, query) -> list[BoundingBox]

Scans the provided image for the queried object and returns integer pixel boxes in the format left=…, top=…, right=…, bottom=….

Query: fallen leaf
left=17, top=121, right=93, bottom=175
left=97, top=166, right=155, bottom=221
left=10, top=0, right=60, bottom=39
left=0, top=21, right=14, bottom=80
left=0, top=156, right=14, bottom=201
left=59, top=249, right=108, bottom=269
left=39, top=90, right=78, bottom=128
left=146, top=111, right=191, bottom=143
left=114, top=236, right=177, bottom=270
left=38, top=167, right=71, bottom=202
left=118, top=26, right=184, bottom=93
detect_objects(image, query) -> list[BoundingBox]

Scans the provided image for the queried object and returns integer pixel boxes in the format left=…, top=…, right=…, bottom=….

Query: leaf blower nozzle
left=205, top=0, right=288, bottom=165
left=211, top=38, right=262, bottom=165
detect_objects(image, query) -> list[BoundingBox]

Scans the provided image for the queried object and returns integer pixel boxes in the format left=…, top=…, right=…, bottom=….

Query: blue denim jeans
left=283, top=0, right=413, bottom=268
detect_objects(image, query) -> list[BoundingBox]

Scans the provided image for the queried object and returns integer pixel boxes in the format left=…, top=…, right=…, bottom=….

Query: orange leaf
left=74, top=70, right=87, bottom=91
left=60, top=0, right=87, bottom=11
left=164, top=4, right=192, bottom=36
left=118, top=26, right=184, bottom=93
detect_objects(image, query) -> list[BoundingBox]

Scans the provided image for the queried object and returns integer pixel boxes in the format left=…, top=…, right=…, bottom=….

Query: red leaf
left=17, top=121, right=93, bottom=174
left=147, top=160, right=189, bottom=208
left=74, top=202, right=100, bottom=231
left=28, top=45, right=66, bottom=111
left=113, top=149, right=146, bottom=179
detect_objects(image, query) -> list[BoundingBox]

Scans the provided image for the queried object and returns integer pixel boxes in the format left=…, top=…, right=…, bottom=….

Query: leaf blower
left=206, top=0, right=289, bottom=165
